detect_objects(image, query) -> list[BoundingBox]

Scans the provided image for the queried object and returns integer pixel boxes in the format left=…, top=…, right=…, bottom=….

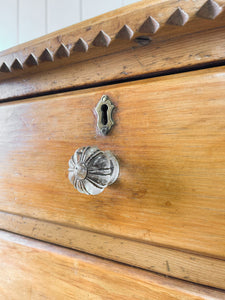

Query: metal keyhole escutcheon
left=95, top=95, right=115, bottom=135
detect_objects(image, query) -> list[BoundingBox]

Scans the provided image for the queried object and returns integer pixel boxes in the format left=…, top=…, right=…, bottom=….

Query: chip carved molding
left=0, top=0, right=224, bottom=75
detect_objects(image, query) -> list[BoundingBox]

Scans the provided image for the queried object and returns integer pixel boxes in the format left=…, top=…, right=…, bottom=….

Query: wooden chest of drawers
left=0, top=0, right=225, bottom=299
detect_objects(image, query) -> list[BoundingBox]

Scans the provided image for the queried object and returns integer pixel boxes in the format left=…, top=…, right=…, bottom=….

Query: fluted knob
left=68, top=146, right=119, bottom=195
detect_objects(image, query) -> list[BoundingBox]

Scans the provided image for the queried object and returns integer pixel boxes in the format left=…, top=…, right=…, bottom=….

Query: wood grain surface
left=0, top=66, right=225, bottom=286
left=0, top=0, right=224, bottom=100
left=0, top=230, right=224, bottom=300
left=1, top=212, right=225, bottom=290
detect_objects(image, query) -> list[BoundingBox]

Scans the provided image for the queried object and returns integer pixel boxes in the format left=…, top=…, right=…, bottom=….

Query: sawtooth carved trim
left=0, top=0, right=223, bottom=73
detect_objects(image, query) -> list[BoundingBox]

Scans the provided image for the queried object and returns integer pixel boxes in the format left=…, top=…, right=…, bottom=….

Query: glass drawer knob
left=68, top=146, right=119, bottom=195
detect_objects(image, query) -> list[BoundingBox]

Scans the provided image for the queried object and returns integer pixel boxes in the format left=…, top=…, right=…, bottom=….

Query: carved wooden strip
left=0, top=213, right=225, bottom=290
left=0, top=0, right=223, bottom=67
left=1, top=230, right=224, bottom=300
left=0, top=25, right=224, bottom=100
left=4, top=0, right=222, bottom=70
left=0, top=0, right=224, bottom=99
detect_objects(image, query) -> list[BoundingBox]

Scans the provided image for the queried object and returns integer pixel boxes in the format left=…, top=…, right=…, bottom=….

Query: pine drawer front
left=0, top=66, right=225, bottom=288
left=0, top=230, right=224, bottom=300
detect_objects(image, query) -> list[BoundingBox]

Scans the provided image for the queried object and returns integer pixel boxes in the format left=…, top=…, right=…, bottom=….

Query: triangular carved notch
left=167, top=7, right=189, bottom=26
left=93, top=30, right=111, bottom=47
left=73, top=38, right=88, bottom=52
left=197, top=0, right=222, bottom=19
left=11, top=58, right=23, bottom=70
left=25, top=53, right=38, bottom=67
left=55, top=43, right=70, bottom=58
left=0, top=62, right=11, bottom=73
left=116, top=25, right=134, bottom=40
left=40, top=48, right=54, bottom=62
left=139, top=16, right=160, bottom=34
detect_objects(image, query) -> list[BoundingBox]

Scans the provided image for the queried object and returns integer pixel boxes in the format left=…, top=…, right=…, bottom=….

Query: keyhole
left=101, top=104, right=108, bottom=125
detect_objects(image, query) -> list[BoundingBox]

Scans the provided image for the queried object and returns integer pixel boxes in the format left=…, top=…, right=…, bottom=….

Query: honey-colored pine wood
left=0, top=230, right=224, bottom=300
left=0, top=66, right=225, bottom=287
left=0, top=0, right=224, bottom=100
left=1, top=212, right=225, bottom=290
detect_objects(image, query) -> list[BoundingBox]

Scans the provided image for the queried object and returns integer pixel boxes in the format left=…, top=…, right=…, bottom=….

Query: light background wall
left=0, top=0, right=139, bottom=52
